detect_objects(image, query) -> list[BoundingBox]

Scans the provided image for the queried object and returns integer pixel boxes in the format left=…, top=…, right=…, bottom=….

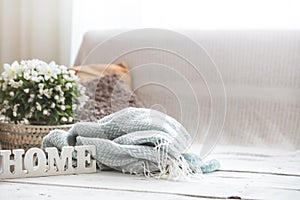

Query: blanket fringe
left=150, top=140, right=202, bottom=181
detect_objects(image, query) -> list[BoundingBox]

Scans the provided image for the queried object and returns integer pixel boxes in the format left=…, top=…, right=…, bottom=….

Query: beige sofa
left=75, top=29, right=300, bottom=151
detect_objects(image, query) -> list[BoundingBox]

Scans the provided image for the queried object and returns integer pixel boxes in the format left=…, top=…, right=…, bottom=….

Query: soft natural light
left=72, top=0, right=300, bottom=29
left=71, top=0, right=300, bottom=63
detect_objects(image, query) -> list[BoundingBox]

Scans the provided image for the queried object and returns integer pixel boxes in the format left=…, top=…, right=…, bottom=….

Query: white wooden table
left=1, top=146, right=299, bottom=200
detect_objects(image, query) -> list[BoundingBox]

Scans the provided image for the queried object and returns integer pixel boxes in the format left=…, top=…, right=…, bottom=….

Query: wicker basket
left=0, top=123, right=73, bottom=151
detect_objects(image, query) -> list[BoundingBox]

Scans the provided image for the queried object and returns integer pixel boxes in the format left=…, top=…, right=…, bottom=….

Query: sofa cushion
left=70, top=61, right=131, bottom=87
left=74, top=63, right=143, bottom=122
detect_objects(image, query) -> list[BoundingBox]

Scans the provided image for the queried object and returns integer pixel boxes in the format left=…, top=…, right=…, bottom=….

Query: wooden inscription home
left=0, top=145, right=96, bottom=179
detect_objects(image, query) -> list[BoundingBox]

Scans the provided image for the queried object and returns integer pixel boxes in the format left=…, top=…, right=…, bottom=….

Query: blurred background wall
left=0, top=0, right=72, bottom=72
left=0, top=0, right=299, bottom=72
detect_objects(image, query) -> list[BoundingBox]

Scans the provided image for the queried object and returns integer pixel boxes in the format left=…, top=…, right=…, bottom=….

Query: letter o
left=24, top=148, right=47, bottom=175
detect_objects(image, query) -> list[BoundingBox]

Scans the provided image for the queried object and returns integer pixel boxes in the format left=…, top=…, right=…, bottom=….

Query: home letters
left=0, top=145, right=96, bottom=179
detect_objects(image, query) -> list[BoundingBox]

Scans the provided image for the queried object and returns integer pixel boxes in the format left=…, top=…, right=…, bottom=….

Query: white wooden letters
left=0, top=145, right=96, bottom=179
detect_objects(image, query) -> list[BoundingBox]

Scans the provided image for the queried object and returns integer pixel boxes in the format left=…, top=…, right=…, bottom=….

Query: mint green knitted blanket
left=42, top=107, right=219, bottom=180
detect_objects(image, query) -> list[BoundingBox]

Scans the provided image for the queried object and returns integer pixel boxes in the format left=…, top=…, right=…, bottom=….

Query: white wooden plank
left=2, top=170, right=299, bottom=200
left=195, top=145, right=300, bottom=175
left=0, top=182, right=210, bottom=200
left=206, top=171, right=300, bottom=191
left=1, top=146, right=299, bottom=200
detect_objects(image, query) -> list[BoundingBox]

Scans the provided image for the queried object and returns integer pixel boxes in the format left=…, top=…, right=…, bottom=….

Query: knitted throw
left=42, top=107, right=220, bottom=180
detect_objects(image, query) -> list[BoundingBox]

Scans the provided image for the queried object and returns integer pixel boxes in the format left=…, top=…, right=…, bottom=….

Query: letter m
left=45, top=146, right=75, bottom=174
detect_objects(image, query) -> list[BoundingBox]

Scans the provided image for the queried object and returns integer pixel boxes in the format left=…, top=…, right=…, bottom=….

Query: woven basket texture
left=0, top=123, right=73, bottom=151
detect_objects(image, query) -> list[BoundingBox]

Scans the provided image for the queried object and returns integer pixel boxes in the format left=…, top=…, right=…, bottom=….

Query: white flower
left=60, top=65, right=68, bottom=74
left=68, top=117, right=73, bottom=123
left=11, top=80, right=23, bottom=88
left=61, top=117, right=68, bottom=122
left=62, top=74, right=74, bottom=81
left=43, top=89, right=52, bottom=98
left=3, top=61, right=22, bottom=80
left=3, top=100, right=8, bottom=105
left=1, top=82, right=7, bottom=91
left=12, top=81, right=19, bottom=88
left=13, top=104, right=19, bottom=112
left=24, top=112, right=33, bottom=119
left=30, top=70, right=39, bottom=79
left=38, top=76, right=44, bottom=82
left=39, top=89, right=43, bottom=95
left=8, top=79, right=15, bottom=86
left=0, top=110, right=5, bottom=115
left=23, top=72, right=31, bottom=80
left=31, top=70, right=38, bottom=77
left=54, top=95, right=59, bottom=101
left=39, top=61, right=60, bottom=81
left=0, top=108, right=6, bottom=114
left=23, top=88, right=29, bottom=93
left=9, top=91, right=14, bottom=97
left=28, top=94, right=35, bottom=102
left=69, top=70, right=75, bottom=76
left=34, top=60, right=48, bottom=72
left=36, top=102, right=42, bottom=111
left=50, top=103, right=56, bottom=108
left=43, top=109, right=48, bottom=115
left=30, top=70, right=40, bottom=82
left=59, top=97, right=65, bottom=103
left=31, top=76, right=39, bottom=82
left=60, top=105, right=65, bottom=111
left=12, top=104, right=20, bottom=117
left=65, top=82, right=73, bottom=90
left=55, top=85, right=62, bottom=91
left=38, top=83, right=44, bottom=89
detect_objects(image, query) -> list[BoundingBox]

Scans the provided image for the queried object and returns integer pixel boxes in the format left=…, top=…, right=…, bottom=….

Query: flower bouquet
left=0, top=59, right=88, bottom=150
